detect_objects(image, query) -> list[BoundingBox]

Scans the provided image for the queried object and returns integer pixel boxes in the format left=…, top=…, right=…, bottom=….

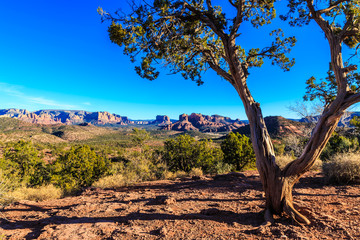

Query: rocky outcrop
left=162, top=114, right=197, bottom=131
left=0, top=109, right=130, bottom=126
left=235, top=116, right=306, bottom=138
left=152, top=115, right=172, bottom=126
left=163, top=113, right=246, bottom=132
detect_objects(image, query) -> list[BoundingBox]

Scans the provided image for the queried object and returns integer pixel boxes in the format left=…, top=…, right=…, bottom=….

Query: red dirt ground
left=1, top=171, right=359, bottom=239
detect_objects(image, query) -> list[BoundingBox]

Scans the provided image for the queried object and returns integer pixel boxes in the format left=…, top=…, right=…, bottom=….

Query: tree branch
left=207, top=61, right=234, bottom=83
left=230, top=0, right=244, bottom=40
left=317, top=0, right=348, bottom=14
left=183, top=2, right=228, bottom=43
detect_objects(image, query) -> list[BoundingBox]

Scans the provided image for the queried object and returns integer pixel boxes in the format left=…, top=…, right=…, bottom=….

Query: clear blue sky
left=0, top=0, right=344, bottom=120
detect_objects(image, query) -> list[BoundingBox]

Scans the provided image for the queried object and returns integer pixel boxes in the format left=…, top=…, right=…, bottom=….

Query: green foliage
left=321, top=132, right=359, bottom=160
left=131, top=128, right=150, bottom=148
left=281, top=0, right=360, bottom=106
left=100, top=0, right=295, bottom=85
left=304, top=67, right=360, bottom=106
left=1, top=141, right=49, bottom=186
left=163, top=134, right=223, bottom=173
left=221, top=132, right=255, bottom=171
left=273, top=143, right=285, bottom=156
left=350, top=115, right=360, bottom=132
left=51, top=145, right=110, bottom=194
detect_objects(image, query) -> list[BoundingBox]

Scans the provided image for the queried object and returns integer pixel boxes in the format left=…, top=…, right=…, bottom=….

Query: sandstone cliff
left=162, top=113, right=246, bottom=132
left=0, top=109, right=130, bottom=126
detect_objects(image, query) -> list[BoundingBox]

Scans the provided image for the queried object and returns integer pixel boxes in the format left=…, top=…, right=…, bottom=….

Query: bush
left=51, top=145, right=110, bottom=194
left=189, top=168, right=203, bottom=177
left=163, top=134, right=223, bottom=173
left=0, top=170, right=15, bottom=207
left=321, top=132, right=359, bottom=160
left=323, top=153, right=360, bottom=184
left=92, top=174, right=127, bottom=189
left=221, top=132, right=255, bottom=171
left=1, top=141, right=50, bottom=186
left=282, top=135, right=308, bottom=158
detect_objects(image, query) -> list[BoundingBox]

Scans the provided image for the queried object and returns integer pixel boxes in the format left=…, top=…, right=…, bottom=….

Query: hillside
left=235, top=116, right=308, bottom=138
left=0, top=117, right=118, bottom=144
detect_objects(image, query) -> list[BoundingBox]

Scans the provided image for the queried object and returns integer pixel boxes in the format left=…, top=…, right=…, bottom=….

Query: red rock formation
left=163, top=113, right=246, bottom=132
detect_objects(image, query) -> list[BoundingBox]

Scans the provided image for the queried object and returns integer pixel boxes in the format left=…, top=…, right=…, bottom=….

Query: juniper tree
left=279, top=0, right=360, bottom=223
left=100, top=0, right=359, bottom=224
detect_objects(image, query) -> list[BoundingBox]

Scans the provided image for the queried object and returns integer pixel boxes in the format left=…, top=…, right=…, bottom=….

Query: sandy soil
left=1, top=171, right=359, bottom=239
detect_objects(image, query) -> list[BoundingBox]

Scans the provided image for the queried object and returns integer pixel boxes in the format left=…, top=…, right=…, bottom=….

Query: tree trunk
left=229, top=62, right=347, bottom=224
left=221, top=27, right=357, bottom=224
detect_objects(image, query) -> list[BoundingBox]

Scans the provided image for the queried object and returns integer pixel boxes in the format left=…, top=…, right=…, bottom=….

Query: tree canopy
left=101, top=0, right=360, bottom=225
left=281, top=0, right=360, bottom=106
left=99, top=0, right=296, bottom=85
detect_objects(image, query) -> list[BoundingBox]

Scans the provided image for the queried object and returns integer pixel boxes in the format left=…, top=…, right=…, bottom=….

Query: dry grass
left=189, top=168, right=203, bottom=177
left=323, top=153, right=360, bottom=184
left=276, top=155, right=322, bottom=171
left=10, top=184, right=62, bottom=201
left=0, top=172, right=14, bottom=207
left=92, top=172, right=141, bottom=189
left=174, top=170, right=188, bottom=179
left=92, top=174, right=127, bottom=189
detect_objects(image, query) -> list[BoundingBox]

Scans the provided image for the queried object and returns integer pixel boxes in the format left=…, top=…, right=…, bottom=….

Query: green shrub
left=163, top=134, right=223, bottom=173
left=1, top=141, right=50, bottom=186
left=221, top=132, right=255, bottom=171
left=131, top=128, right=150, bottom=148
left=323, top=153, right=360, bottom=184
left=51, top=145, right=110, bottom=194
left=321, top=132, right=359, bottom=160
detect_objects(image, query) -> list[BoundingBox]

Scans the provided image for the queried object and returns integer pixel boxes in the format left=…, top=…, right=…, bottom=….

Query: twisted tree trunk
left=226, top=43, right=352, bottom=224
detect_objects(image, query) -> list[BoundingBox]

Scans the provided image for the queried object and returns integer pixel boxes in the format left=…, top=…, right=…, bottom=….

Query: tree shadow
left=1, top=208, right=263, bottom=239
left=2, top=202, right=77, bottom=213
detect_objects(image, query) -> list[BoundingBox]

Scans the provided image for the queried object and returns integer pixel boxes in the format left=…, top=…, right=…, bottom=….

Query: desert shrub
left=92, top=174, right=126, bottom=189
left=282, top=135, right=308, bottom=158
left=221, top=132, right=255, bottom=171
left=273, top=143, right=285, bottom=156
left=321, top=132, right=359, bottom=160
left=276, top=155, right=322, bottom=171
left=163, top=134, right=223, bottom=173
left=51, top=145, right=110, bottom=194
left=0, top=170, right=16, bottom=207
left=131, top=128, right=150, bottom=148
left=276, top=155, right=295, bottom=169
left=10, top=184, right=62, bottom=201
left=174, top=170, right=188, bottom=179
left=161, top=170, right=176, bottom=180
left=1, top=140, right=50, bottom=186
left=323, top=153, right=360, bottom=184
left=189, top=168, right=203, bottom=177
left=94, top=148, right=165, bottom=189
left=213, top=161, right=234, bottom=174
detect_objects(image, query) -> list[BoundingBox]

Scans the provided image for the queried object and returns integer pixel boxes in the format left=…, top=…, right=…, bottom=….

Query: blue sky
left=0, top=0, right=343, bottom=120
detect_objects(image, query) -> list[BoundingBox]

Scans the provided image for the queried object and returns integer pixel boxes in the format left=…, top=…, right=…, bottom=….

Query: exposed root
left=284, top=200, right=311, bottom=225
left=262, top=208, right=274, bottom=226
